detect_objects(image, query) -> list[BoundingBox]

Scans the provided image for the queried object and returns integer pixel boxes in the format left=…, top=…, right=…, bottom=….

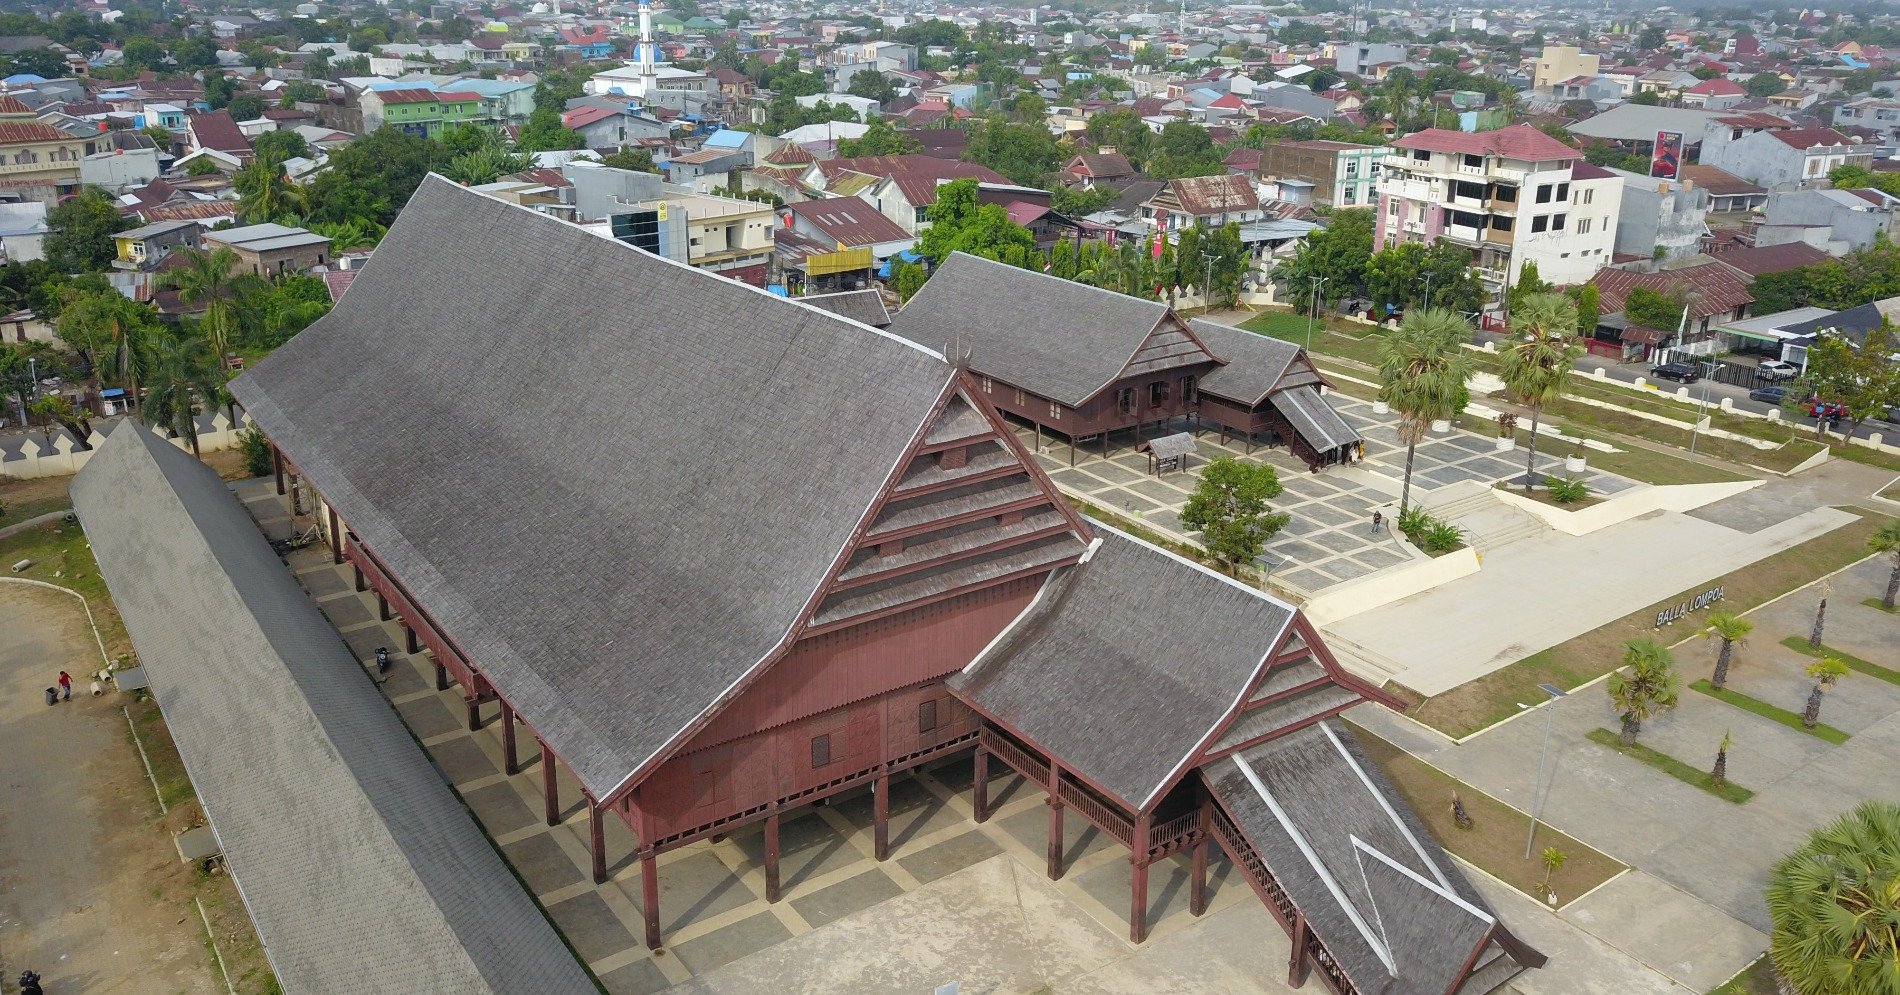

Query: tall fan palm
left=1377, top=308, right=1476, bottom=515
left=1500, top=292, right=1583, bottom=493
left=1704, top=612, right=1753, bottom=689
left=160, top=247, right=242, bottom=421
left=138, top=323, right=220, bottom=456
left=233, top=153, right=304, bottom=223
left=1606, top=638, right=1680, bottom=744
left=1765, top=801, right=1900, bottom=995
left=1869, top=520, right=1900, bottom=611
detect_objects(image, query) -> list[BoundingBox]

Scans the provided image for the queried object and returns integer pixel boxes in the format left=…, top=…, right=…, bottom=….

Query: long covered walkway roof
left=70, top=424, right=594, bottom=994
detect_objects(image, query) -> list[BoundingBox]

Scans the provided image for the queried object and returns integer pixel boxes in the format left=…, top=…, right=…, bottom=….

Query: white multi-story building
left=1374, top=125, right=1621, bottom=309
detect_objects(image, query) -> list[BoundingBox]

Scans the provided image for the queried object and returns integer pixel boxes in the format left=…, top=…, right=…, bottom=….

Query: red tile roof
left=187, top=109, right=250, bottom=153
left=1767, top=128, right=1860, bottom=149
left=1222, top=147, right=1261, bottom=170
left=1066, top=151, right=1135, bottom=178
left=0, top=93, right=34, bottom=114
left=1711, top=242, right=1828, bottom=277
left=436, top=91, right=480, bottom=103
left=1570, top=162, right=1616, bottom=180
left=1589, top=261, right=1754, bottom=318
left=785, top=196, right=913, bottom=246
left=0, top=120, right=76, bottom=144
left=374, top=87, right=439, bottom=105
left=817, top=155, right=1006, bottom=207
left=1394, top=123, right=1580, bottom=161
left=1163, top=173, right=1258, bottom=216
left=1687, top=77, right=1746, bottom=95
left=562, top=105, right=618, bottom=128
left=1679, top=164, right=1765, bottom=196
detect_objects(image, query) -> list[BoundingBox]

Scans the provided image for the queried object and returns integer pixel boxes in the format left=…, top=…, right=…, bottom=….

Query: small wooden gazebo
left=1141, top=432, right=1197, bottom=475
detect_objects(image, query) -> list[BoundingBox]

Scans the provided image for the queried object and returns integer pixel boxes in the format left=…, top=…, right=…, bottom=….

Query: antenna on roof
left=949, top=333, right=973, bottom=371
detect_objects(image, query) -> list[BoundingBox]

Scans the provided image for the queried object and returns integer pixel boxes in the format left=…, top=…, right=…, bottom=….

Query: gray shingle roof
left=1207, top=721, right=1524, bottom=995
left=888, top=252, right=1172, bottom=407
left=1273, top=385, right=1361, bottom=452
left=230, top=177, right=955, bottom=800
left=1190, top=318, right=1302, bottom=406
left=69, top=423, right=594, bottom=994
left=951, top=525, right=1297, bottom=810
left=800, top=288, right=892, bottom=328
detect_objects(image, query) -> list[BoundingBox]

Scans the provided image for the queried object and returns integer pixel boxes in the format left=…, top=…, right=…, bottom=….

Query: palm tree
left=138, top=323, right=220, bottom=456
left=1810, top=579, right=1830, bottom=651
left=1377, top=308, right=1477, bottom=515
left=1606, top=638, right=1681, bottom=744
left=233, top=153, right=304, bottom=223
left=55, top=288, right=151, bottom=414
left=1500, top=292, right=1583, bottom=493
left=1704, top=612, right=1753, bottom=689
left=1869, top=520, right=1900, bottom=611
left=1802, top=657, right=1848, bottom=730
left=1710, top=730, right=1731, bottom=789
left=1765, top=801, right=1900, bottom=995
left=160, top=248, right=242, bottom=421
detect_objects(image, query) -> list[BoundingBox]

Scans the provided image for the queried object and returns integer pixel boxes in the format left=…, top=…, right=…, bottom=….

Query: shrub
left=1546, top=476, right=1589, bottom=504
left=1422, top=520, right=1466, bottom=552
left=238, top=426, right=272, bottom=478
left=1397, top=506, right=1433, bottom=536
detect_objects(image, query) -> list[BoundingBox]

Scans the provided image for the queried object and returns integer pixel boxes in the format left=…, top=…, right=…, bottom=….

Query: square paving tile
left=342, top=626, right=402, bottom=662
left=462, top=780, right=538, bottom=836
left=546, top=891, right=637, bottom=964
left=1442, top=435, right=1492, bottom=453
left=1278, top=568, right=1332, bottom=591
left=1271, top=539, right=1331, bottom=563
left=1127, top=478, right=1189, bottom=503
left=672, top=911, right=794, bottom=975
left=897, top=831, right=1004, bottom=884
left=1147, top=510, right=1185, bottom=535
left=431, top=735, right=499, bottom=785
left=1101, top=491, right=1161, bottom=514
left=659, top=850, right=760, bottom=932
left=1046, top=468, right=1096, bottom=488
left=599, top=959, right=672, bottom=995
left=832, top=777, right=967, bottom=852
left=789, top=867, right=904, bottom=927
left=1299, top=503, right=1355, bottom=527
left=1463, top=455, right=1520, bottom=478
left=379, top=659, right=431, bottom=698
left=398, top=695, right=462, bottom=740
left=1421, top=465, right=1483, bottom=485
left=732, top=812, right=862, bottom=893
left=1326, top=492, right=1377, bottom=516
left=1327, top=558, right=1378, bottom=581
left=1088, top=461, right=1142, bottom=485
left=996, top=804, right=1116, bottom=867
left=302, top=569, right=348, bottom=598
left=1356, top=545, right=1410, bottom=568
left=505, top=831, right=587, bottom=895
left=320, top=595, right=373, bottom=629
left=1074, top=850, right=1236, bottom=927
left=1310, top=530, right=1370, bottom=553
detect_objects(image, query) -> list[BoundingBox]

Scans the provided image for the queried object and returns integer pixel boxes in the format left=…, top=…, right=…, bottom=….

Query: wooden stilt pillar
left=327, top=506, right=343, bottom=564
left=1190, top=801, right=1211, bottom=917
left=589, top=800, right=607, bottom=884
left=972, top=746, right=991, bottom=824
left=272, top=445, right=285, bottom=495
left=1047, top=799, right=1064, bottom=879
left=1130, top=813, right=1152, bottom=943
left=405, top=625, right=419, bottom=654
left=640, top=849, right=662, bottom=950
left=377, top=593, right=392, bottom=621
left=764, top=811, right=782, bottom=903
left=1289, top=913, right=1311, bottom=987
left=500, top=700, right=518, bottom=775
left=289, top=474, right=302, bottom=515
left=873, top=771, right=890, bottom=861
left=465, top=696, right=481, bottom=732
left=541, top=739, right=560, bottom=826
left=353, top=565, right=366, bottom=592
left=434, top=660, right=449, bottom=692
left=1034, top=422, right=1041, bottom=452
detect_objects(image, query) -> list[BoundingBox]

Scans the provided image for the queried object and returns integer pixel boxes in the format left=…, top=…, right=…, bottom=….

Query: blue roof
left=702, top=129, right=749, bottom=149
left=4, top=73, right=46, bottom=84
left=366, top=80, right=436, bottom=92
left=449, top=78, right=536, bottom=97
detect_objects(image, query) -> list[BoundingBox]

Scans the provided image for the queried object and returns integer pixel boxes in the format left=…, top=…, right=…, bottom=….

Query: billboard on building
left=1651, top=131, right=1683, bottom=179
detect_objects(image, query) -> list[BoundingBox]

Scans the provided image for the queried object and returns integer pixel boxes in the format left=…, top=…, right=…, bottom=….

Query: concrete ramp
left=1423, top=480, right=1546, bottom=551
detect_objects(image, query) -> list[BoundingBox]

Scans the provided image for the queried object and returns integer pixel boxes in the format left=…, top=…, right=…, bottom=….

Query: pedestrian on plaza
left=56, top=671, right=71, bottom=702
left=1370, top=511, right=1384, bottom=535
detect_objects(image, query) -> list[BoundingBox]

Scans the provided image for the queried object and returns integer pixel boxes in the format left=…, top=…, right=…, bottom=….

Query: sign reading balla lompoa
left=1656, top=585, right=1725, bottom=628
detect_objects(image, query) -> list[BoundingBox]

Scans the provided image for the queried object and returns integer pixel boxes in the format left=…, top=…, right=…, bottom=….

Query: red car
left=1808, top=399, right=1847, bottom=419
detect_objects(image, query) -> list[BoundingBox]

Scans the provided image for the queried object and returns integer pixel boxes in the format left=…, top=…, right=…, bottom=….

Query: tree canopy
left=1180, top=457, right=1290, bottom=573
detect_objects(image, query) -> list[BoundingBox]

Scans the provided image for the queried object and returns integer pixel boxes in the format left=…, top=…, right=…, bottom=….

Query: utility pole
left=1305, top=274, right=1328, bottom=352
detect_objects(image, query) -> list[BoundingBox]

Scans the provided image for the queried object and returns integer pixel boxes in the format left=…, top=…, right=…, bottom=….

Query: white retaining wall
left=1, top=414, right=251, bottom=480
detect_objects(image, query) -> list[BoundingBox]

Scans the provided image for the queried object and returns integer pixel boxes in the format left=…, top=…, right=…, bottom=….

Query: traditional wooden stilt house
left=230, top=178, right=1538, bottom=993
left=886, top=253, right=1363, bottom=471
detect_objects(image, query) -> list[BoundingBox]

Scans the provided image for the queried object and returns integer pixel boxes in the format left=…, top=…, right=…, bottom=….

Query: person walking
left=1370, top=511, right=1384, bottom=535
left=57, top=671, right=71, bottom=702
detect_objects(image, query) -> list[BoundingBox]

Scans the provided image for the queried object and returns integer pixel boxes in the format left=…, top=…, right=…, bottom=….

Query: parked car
left=1756, top=360, right=1800, bottom=381
left=1749, top=385, right=1788, bottom=405
left=1650, top=362, right=1699, bottom=383
left=1808, top=399, right=1847, bottom=419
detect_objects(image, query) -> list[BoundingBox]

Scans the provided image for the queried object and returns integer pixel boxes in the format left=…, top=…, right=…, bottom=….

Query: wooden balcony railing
left=1148, top=809, right=1202, bottom=860
left=1058, top=778, right=1134, bottom=849
left=1212, top=805, right=1356, bottom=995
left=979, top=727, right=1048, bottom=784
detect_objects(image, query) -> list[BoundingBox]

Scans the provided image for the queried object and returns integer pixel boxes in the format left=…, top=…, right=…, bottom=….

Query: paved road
left=0, top=585, right=218, bottom=993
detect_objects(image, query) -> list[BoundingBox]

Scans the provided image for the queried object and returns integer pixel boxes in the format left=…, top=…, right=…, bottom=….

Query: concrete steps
left=1422, top=480, right=1547, bottom=551
left=1320, top=628, right=1412, bottom=686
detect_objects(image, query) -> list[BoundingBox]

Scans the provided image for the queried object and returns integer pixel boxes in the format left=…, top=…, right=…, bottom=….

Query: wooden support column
left=972, top=746, right=991, bottom=824
left=434, top=660, right=450, bottom=692
left=541, top=739, right=560, bottom=826
left=589, top=800, right=607, bottom=884
left=1130, top=812, right=1152, bottom=943
left=1288, top=913, right=1311, bottom=987
left=764, top=811, right=782, bottom=903
left=271, top=444, right=285, bottom=495
left=639, top=849, right=662, bottom=950
left=377, top=592, right=392, bottom=621
left=873, top=770, right=891, bottom=861
left=500, top=699, right=518, bottom=775
left=353, top=565, right=366, bottom=592
left=1190, top=800, right=1211, bottom=917
left=1033, top=422, right=1041, bottom=452
left=1046, top=761, right=1065, bottom=881
left=465, top=696, right=481, bottom=732
left=327, top=506, right=343, bottom=564
left=289, top=474, right=302, bottom=515
left=405, top=624, right=419, bottom=654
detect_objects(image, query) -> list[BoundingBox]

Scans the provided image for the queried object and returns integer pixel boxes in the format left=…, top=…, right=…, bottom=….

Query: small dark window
left=1463, top=153, right=1482, bottom=168
left=1493, top=184, right=1516, bottom=203
left=810, top=733, right=831, bottom=768
left=919, top=699, right=939, bottom=733
left=1556, top=182, right=1570, bottom=201
left=1180, top=375, right=1197, bottom=402
left=1149, top=381, right=1169, bottom=407
left=1552, top=213, right=1567, bottom=231
left=1535, top=185, right=1552, bottom=204
left=1117, top=387, right=1137, bottom=414
left=1412, top=148, right=1429, bottom=161
left=1489, top=215, right=1513, bottom=231
left=1531, top=216, right=1548, bottom=233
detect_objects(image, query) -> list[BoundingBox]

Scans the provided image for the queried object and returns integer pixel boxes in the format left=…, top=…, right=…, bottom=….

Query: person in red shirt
left=56, top=671, right=71, bottom=702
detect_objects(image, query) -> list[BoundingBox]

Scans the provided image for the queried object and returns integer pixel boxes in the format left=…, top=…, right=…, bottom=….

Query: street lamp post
left=1305, top=275, right=1328, bottom=352
left=1521, top=682, right=1569, bottom=860
left=1689, top=359, right=1722, bottom=455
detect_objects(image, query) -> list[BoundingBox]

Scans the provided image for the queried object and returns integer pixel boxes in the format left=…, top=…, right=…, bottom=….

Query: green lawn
left=1707, top=954, right=1779, bottom=995
left=1779, top=635, right=1900, bottom=687
left=1396, top=511, right=1885, bottom=738
left=1691, top=679, right=1850, bottom=744
left=1584, top=728, right=1755, bottom=803
left=1861, top=597, right=1897, bottom=614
